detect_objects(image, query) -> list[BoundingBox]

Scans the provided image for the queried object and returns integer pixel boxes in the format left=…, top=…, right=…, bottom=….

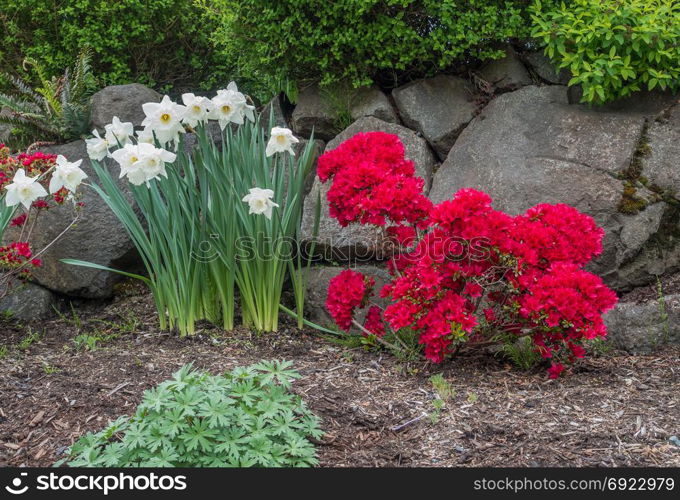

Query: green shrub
left=0, top=0, right=228, bottom=91
left=62, top=362, right=322, bottom=467
left=531, top=0, right=680, bottom=104
left=202, top=0, right=538, bottom=94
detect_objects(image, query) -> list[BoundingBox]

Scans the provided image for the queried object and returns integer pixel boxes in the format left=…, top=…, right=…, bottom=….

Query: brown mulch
left=0, top=285, right=678, bottom=468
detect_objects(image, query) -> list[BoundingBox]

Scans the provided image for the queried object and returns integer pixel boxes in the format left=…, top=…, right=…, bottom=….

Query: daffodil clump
left=67, top=83, right=318, bottom=335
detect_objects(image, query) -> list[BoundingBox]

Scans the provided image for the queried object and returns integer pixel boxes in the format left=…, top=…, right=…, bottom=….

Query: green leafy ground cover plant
left=532, top=0, right=680, bottom=104
left=62, top=361, right=322, bottom=467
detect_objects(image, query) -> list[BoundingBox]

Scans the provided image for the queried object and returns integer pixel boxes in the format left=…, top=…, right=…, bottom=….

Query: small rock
left=392, top=74, right=477, bottom=159
left=291, top=85, right=337, bottom=141
left=604, top=293, right=680, bottom=353
left=0, top=280, right=58, bottom=321
left=350, top=86, right=399, bottom=124
left=478, top=48, right=533, bottom=92
left=524, top=51, right=571, bottom=85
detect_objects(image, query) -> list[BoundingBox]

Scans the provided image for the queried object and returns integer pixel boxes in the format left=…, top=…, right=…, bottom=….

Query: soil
left=1, top=283, right=679, bottom=468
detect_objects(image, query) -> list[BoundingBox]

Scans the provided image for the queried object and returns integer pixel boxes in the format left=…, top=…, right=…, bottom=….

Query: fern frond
left=0, top=93, right=42, bottom=115
left=5, top=74, right=42, bottom=106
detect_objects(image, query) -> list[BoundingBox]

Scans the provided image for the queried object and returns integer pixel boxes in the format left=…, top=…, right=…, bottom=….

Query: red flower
left=321, top=132, right=618, bottom=378
left=326, top=269, right=374, bottom=331
left=547, top=363, right=565, bottom=379
left=363, top=306, right=386, bottom=337
left=10, top=213, right=27, bottom=227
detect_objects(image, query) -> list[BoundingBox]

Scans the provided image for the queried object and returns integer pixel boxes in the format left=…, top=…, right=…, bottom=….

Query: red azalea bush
left=321, top=132, right=618, bottom=378
left=0, top=144, right=83, bottom=297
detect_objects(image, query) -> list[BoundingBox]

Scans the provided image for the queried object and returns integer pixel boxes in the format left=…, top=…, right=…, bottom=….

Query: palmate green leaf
left=180, top=419, right=218, bottom=452
left=252, top=359, right=300, bottom=388
left=198, top=394, right=235, bottom=427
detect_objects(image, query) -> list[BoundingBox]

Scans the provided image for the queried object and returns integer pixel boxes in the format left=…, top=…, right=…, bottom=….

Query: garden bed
left=0, top=284, right=678, bottom=468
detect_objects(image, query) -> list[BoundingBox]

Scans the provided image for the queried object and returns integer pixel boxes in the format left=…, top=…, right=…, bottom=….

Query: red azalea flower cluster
left=0, top=146, right=67, bottom=207
left=319, top=133, right=619, bottom=378
left=317, top=132, right=432, bottom=228
left=0, top=241, right=42, bottom=278
left=326, top=269, right=374, bottom=330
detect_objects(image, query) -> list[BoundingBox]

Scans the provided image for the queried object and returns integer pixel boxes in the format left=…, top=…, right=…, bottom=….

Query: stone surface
left=0, top=281, right=58, bottom=321
left=643, top=102, right=680, bottom=194
left=524, top=51, right=571, bottom=85
left=350, top=86, right=399, bottom=123
left=90, top=84, right=161, bottom=130
left=392, top=75, right=477, bottom=160
left=428, top=85, right=678, bottom=289
left=291, top=85, right=337, bottom=141
left=604, top=294, right=680, bottom=353
left=478, top=48, right=533, bottom=92
left=3, top=140, right=139, bottom=298
left=300, top=117, right=437, bottom=260
left=293, top=138, right=325, bottom=194
left=260, top=94, right=289, bottom=129
left=304, top=264, right=391, bottom=328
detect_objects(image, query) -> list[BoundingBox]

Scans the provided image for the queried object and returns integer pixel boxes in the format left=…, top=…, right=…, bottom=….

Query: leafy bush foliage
left=321, top=132, right=618, bottom=378
left=202, top=0, right=536, bottom=92
left=0, top=49, right=97, bottom=146
left=63, top=362, right=322, bottom=467
left=531, top=0, right=680, bottom=104
left=0, top=0, right=226, bottom=91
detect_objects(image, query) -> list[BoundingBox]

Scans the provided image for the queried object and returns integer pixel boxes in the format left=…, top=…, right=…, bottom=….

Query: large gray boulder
left=392, top=75, right=477, bottom=160
left=604, top=294, right=680, bottom=353
left=0, top=281, right=58, bottom=321
left=90, top=84, right=161, bottom=130
left=300, top=117, right=437, bottom=260
left=429, top=85, right=679, bottom=290
left=291, top=85, right=337, bottom=141
left=478, top=48, right=533, bottom=92
left=3, top=140, right=139, bottom=298
left=350, top=86, right=399, bottom=124
left=304, top=264, right=391, bottom=328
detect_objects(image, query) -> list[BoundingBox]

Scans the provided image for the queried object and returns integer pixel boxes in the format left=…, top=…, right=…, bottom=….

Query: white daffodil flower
left=141, top=95, right=187, bottom=145
left=136, top=126, right=155, bottom=144
left=85, top=129, right=110, bottom=161
left=4, top=169, right=48, bottom=209
left=49, top=155, right=87, bottom=193
left=135, top=143, right=177, bottom=184
left=181, top=93, right=214, bottom=128
left=104, top=116, right=134, bottom=147
left=242, top=187, right=279, bottom=220
left=210, top=82, right=255, bottom=129
left=266, top=127, right=299, bottom=157
left=111, top=143, right=176, bottom=186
